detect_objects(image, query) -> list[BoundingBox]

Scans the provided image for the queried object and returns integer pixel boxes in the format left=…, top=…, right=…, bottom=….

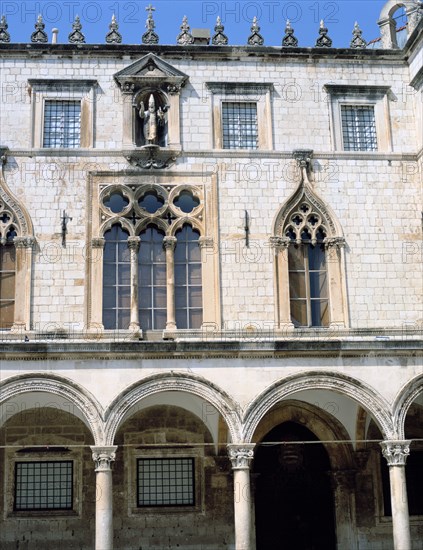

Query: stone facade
left=0, top=2, right=422, bottom=549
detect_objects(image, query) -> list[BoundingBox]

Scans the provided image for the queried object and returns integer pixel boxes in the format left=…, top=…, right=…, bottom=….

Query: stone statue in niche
left=138, top=94, right=168, bottom=146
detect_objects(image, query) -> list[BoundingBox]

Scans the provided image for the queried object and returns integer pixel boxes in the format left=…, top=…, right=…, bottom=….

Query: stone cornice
left=0, top=43, right=409, bottom=63
left=3, top=149, right=419, bottom=162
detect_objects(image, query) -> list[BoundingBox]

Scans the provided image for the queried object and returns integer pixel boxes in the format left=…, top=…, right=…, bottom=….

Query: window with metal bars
left=288, top=230, right=329, bottom=327
left=341, top=105, right=377, bottom=151
left=14, top=461, right=73, bottom=511
left=137, top=458, right=195, bottom=507
left=43, top=100, right=81, bottom=148
left=222, top=102, right=258, bottom=149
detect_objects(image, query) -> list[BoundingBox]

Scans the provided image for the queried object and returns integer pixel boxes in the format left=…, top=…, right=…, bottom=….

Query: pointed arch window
left=272, top=176, right=348, bottom=330
left=0, top=228, right=17, bottom=329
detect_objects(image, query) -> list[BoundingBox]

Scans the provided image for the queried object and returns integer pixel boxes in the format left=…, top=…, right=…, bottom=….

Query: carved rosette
left=380, top=440, right=411, bottom=466
left=228, top=444, right=255, bottom=470
left=91, top=446, right=118, bottom=472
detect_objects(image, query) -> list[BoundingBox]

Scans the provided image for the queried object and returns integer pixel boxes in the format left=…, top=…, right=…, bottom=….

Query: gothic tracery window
left=100, top=184, right=203, bottom=331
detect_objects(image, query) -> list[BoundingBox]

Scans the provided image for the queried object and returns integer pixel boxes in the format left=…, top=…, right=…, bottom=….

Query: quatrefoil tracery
left=284, top=202, right=328, bottom=245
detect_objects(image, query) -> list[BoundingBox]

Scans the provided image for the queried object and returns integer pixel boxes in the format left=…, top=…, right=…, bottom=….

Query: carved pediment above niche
left=114, top=53, right=189, bottom=92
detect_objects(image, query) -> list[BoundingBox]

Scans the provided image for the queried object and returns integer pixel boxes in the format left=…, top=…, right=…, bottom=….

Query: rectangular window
left=0, top=243, right=15, bottom=329
left=14, top=461, right=73, bottom=511
left=43, top=100, right=81, bottom=148
left=341, top=105, right=377, bottom=151
left=222, top=102, right=258, bottom=149
left=137, top=458, right=194, bottom=507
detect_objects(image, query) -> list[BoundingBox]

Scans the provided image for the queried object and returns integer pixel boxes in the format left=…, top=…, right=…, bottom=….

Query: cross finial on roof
left=145, top=4, right=155, bottom=16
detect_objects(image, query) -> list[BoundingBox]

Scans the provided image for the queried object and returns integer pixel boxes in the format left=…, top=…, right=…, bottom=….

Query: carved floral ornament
left=91, top=446, right=118, bottom=471
left=227, top=444, right=255, bottom=469
left=380, top=440, right=411, bottom=466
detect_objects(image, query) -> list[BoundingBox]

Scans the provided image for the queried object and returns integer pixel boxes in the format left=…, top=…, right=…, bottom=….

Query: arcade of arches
left=0, top=374, right=422, bottom=550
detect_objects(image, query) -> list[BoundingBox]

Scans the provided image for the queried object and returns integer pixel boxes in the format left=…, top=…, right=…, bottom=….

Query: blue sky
left=0, top=1, right=402, bottom=47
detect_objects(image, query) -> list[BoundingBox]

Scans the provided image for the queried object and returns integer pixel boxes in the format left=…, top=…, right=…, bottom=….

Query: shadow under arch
left=252, top=399, right=355, bottom=470
left=393, top=372, right=423, bottom=439
left=0, top=373, right=104, bottom=445
left=104, top=371, right=242, bottom=446
left=243, top=371, right=394, bottom=442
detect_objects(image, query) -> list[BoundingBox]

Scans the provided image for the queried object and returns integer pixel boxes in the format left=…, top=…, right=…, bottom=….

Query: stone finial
left=68, top=15, right=85, bottom=44
left=0, top=15, right=11, bottom=43
left=176, top=15, right=194, bottom=45
left=282, top=19, right=298, bottom=47
left=106, top=14, right=122, bottom=44
left=212, top=16, right=228, bottom=45
left=142, top=4, right=159, bottom=44
left=350, top=21, right=367, bottom=49
left=315, top=19, right=332, bottom=48
left=247, top=16, right=264, bottom=45
left=31, top=14, right=48, bottom=43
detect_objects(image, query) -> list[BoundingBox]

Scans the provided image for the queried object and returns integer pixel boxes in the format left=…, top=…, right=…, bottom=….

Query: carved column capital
left=163, top=236, right=177, bottom=250
left=167, top=84, right=182, bottom=95
left=92, top=237, right=106, bottom=249
left=127, top=236, right=141, bottom=252
left=269, top=236, right=290, bottom=250
left=122, top=82, right=135, bottom=94
left=91, top=446, right=118, bottom=472
left=324, top=236, right=346, bottom=250
left=13, top=236, right=36, bottom=249
left=380, top=440, right=411, bottom=466
left=227, top=444, right=255, bottom=470
left=198, top=236, right=214, bottom=249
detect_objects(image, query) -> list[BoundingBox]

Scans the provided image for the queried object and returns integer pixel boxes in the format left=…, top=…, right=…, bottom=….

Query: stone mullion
left=198, top=236, right=216, bottom=327
left=164, top=236, right=177, bottom=330
left=91, top=446, right=118, bottom=550
left=227, top=444, right=255, bottom=550
left=12, top=237, right=35, bottom=332
left=89, top=238, right=105, bottom=330
left=380, top=440, right=411, bottom=550
left=127, top=237, right=140, bottom=331
left=270, top=237, right=294, bottom=330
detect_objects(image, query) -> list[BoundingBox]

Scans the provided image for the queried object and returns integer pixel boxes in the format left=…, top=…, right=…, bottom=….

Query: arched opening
left=391, top=5, right=408, bottom=47
left=254, top=421, right=336, bottom=550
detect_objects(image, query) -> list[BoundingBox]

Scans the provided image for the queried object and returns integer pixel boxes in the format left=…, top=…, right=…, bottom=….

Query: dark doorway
left=254, top=421, right=336, bottom=550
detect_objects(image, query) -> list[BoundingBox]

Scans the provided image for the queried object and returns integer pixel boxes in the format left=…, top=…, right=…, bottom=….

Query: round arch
left=0, top=374, right=104, bottom=444
left=104, top=372, right=242, bottom=445
left=251, top=399, right=355, bottom=470
left=379, top=0, right=417, bottom=21
left=392, top=373, right=423, bottom=439
left=243, top=371, right=394, bottom=442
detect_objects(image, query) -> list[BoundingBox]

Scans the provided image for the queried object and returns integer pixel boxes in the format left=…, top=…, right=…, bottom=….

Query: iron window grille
left=222, top=102, right=258, bottom=149
left=14, top=461, right=73, bottom=511
left=341, top=105, right=377, bottom=151
left=43, top=100, right=81, bottom=148
left=137, top=457, right=195, bottom=507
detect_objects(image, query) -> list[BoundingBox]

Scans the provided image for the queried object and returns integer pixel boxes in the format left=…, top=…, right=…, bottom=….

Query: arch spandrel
left=243, top=371, right=394, bottom=443
left=104, top=372, right=242, bottom=446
